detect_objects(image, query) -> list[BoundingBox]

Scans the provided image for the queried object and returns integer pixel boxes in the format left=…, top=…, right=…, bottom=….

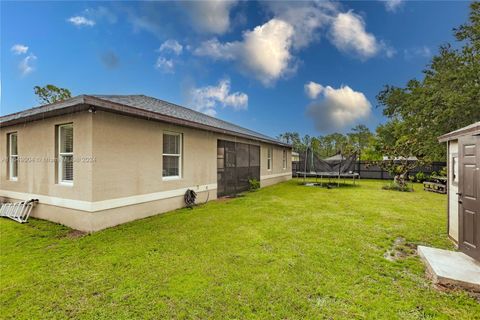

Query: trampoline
left=295, top=149, right=359, bottom=186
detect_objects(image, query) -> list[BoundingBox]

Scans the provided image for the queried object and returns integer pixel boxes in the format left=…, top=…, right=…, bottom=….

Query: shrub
left=415, top=171, right=427, bottom=183
left=249, top=178, right=260, bottom=191
left=382, top=181, right=413, bottom=192
left=438, top=167, right=447, bottom=177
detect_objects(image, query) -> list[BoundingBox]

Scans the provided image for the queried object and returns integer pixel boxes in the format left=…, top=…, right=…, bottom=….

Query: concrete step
left=418, top=245, right=480, bottom=291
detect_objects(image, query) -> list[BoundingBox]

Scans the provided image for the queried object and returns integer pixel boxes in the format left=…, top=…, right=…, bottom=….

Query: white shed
left=438, top=121, right=480, bottom=261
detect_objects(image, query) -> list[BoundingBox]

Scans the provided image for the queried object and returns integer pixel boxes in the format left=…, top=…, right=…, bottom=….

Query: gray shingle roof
left=0, top=94, right=289, bottom=147
left=0, top=95, right=86, bottom=124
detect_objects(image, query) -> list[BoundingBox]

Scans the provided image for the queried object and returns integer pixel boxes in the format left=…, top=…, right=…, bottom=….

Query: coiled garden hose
left=184, top=189, right=197, bottom=208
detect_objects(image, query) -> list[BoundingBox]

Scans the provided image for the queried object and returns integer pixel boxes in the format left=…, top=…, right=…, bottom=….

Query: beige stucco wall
left=91, top=111, right=291, bottom=201
left=91, top=111, right=218, bottom=201
left=448, top=140, right=459, bottom=242
left=1, top=191, right=211, bottom=232
left=259, top=142, right=291, bottom=186
left=0, top=111, right=94, bottom=202
left=0, top=110, right=291, bottom=231
left=260, top=173, right=291, bottom=188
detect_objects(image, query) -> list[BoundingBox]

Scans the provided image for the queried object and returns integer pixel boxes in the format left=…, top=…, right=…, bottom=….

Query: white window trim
left=8, top=132, right=18, bottom=181
left=282, top=149, right=287, bottom=170
left=451, top=153, right=458, bottom=186
left=58, top=124, right=74, bottom=186
left=267, top=147, right=272, bottom=171
left=162, top=132, right=182, bottom=180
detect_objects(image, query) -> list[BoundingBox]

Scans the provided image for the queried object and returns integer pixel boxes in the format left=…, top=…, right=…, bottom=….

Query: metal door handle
left=456, top=192, right=462, bottom=196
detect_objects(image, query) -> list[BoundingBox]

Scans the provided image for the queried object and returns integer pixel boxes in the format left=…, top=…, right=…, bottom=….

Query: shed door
left=458, top=134, right=480, bottom=260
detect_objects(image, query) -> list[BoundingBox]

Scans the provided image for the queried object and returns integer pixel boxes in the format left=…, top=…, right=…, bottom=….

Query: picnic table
left=423, top=176, right=447, bottom=194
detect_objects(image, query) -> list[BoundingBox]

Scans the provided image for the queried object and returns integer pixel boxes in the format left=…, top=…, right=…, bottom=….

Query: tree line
left=277, top=125, right=381, bottom=160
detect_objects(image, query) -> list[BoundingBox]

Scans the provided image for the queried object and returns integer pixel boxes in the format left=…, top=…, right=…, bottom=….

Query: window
left=58, top=124, right=73, bottom=184
left=163, top=132, right=182, bottom=179
left=8, top=133, right=18, bottom=181
left=267, top=147, right=273, bottom=171
left=451, top=153, right=458, bottom=186
left=282, top=149, right=287, bottom=170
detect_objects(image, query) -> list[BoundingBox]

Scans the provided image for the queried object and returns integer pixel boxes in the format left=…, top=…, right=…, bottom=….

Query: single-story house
left=0, top=95, right=292, bottom=232
left=438, top=121, right=480, bottom=261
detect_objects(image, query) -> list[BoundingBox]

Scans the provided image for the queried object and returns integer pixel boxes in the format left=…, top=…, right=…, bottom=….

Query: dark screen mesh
left=250, top=145, right=260, bottom=167
left=297, top=151, right=358, bottom=175
left=217, top=140, right=261, bottom=197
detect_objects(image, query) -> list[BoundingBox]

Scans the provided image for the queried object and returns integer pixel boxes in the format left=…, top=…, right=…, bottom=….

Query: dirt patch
left=64, top=229, right=87, bottom=239
left=384, top=237, right=417, bottom=261
left=434, top=282, right=480, bottom=302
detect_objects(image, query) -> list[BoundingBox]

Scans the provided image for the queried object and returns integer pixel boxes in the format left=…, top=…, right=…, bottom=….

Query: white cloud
left=383, top=0, right=404, bottom=12
left=67, top=7, right=115, bottom=29
left=187, top=79, right=248, bottom=116
left=195, top=19, right=295, bottom=86
left=329, top=11, right=380, bottom=59
left=193, top=38, right=237, bottom=60
left=158, top=40, right=183, bottom=55
left=11, top=44, right=29, bottom=55
left=84, top=6, right=117, bottom=24
left=404, top=46, right=432, bottom=60
left=125, top=1, right=236, bottom=38
left=240, top=19, right=295, bottom=85
left=304, top=81, right=324, bottom=99
left=265, top=1, right=337, bottom=50
left=385, top=46, right=397, bottom=58
left=19, top=53, right=37, bottom=76
left=306, top=84, right=372, bottom=132
left=155, top=40, right=183, bottom=73
left=184, top=0, right=238, bottom=35
left=68, top=16, right=95, bottom=27
left=194, top=2, right=392, bottom=85
left=11, top=44, right=37, bottom=75
left=154, top=57, right=175, bottom=73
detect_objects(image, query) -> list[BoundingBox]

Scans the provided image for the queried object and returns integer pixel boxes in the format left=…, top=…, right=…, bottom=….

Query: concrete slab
left=418, top=246, right=480, bottom=291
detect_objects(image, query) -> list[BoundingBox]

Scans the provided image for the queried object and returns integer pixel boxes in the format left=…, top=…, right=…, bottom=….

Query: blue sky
left=1, top=1, right=471, bottom=138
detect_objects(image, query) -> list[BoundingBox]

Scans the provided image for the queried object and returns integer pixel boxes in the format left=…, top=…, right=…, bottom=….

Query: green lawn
left=1, top=179, right=479, bottom=319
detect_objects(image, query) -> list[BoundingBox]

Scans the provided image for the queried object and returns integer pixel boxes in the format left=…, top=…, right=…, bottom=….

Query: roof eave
left=0, top=96, right=89, bottom=128
left=438, top=123, right=480, bottom=143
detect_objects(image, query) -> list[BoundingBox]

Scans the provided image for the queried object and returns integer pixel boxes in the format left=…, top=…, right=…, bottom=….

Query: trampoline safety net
left=296, top=151, right=358, bottom=177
